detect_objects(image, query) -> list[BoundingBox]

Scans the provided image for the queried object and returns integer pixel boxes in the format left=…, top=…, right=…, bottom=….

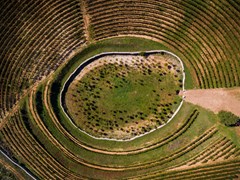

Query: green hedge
left=218, top=111, right=239, bottom=126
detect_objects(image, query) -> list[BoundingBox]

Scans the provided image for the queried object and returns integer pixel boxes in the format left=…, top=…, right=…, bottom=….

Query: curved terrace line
left=0, top=150, right=37, bottom=180
left=60, top=50, right=185, bottom=141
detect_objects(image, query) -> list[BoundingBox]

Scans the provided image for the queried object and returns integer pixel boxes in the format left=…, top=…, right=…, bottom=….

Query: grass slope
left=65, top=53, right=182, bottom=139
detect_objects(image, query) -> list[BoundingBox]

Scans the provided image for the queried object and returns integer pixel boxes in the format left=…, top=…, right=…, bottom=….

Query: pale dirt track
left=181, top=88, right=240, bottom=116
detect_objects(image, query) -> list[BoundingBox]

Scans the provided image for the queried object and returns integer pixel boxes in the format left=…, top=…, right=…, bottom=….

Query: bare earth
left=181, top=88, right=240, bottom=116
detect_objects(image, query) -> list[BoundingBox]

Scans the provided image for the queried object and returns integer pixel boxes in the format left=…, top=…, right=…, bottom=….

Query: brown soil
left=80, top=0, right=91, bottom=41
left=181, top=88, right=240, bottom=116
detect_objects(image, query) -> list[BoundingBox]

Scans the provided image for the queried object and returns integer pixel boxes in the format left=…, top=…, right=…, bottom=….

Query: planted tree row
left=187, top=137, right=240, bottom=166
left=46, top=80, right=193, bottom=154
left=0, top=112, right=82, bottom=179
left=135, top=157, right=240, bottom=180
left=86, top=0, right=240, bottom=89
left=29, top=85, right=218, bottom=173
left=0, top=0, right=87, bottom=119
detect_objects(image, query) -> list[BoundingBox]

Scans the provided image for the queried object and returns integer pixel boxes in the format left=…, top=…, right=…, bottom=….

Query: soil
left=80, top=0, right=91, bottom=41
left=181, top=88, right=240, bottom=116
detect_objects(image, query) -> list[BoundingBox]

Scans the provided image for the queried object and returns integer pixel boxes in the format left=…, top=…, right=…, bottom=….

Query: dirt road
left=181, top=88, right=240, bottom=116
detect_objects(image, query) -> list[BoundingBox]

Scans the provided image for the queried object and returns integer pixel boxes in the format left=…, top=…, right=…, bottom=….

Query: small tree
left=139, top=51, right=145, bottom=56
left=218, top=111, right=240, bottom=126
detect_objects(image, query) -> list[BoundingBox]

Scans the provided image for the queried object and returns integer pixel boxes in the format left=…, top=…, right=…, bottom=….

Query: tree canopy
left=218, top=111, right=240, bottom=127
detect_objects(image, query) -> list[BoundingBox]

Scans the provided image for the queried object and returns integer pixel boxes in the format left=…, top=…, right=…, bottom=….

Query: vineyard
left=0, top=0, right=239, bottom=179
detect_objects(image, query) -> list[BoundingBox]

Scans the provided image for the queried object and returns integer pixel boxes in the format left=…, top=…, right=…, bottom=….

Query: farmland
left=0, top=0, right=239, bottom=179
left=64, top=52, right=183, bottom=139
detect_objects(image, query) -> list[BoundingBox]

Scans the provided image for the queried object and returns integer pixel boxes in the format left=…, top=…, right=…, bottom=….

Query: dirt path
left=181, top=88, right=240, bottom=116
left=0, top=82, right=43, bottom=130
left=80, top=0, right=91, bottom=42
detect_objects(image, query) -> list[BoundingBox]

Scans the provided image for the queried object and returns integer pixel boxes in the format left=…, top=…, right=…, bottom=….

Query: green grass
left=33, top=84, right=187, bottom=166
left=52, top=36, right=189, bottom=84
left=20, top=96, right=99, bottom=177
left=0, top=163, right=17, bottom=180
left=7, top=36, right=239, bottom=179
left=29, top=82, right=208, bottom=168
left=44, top=36, right=239, bottom=163
left=53, top=94, right=194, bottom=152
left=217, top=124, right=240, bottom=147
left=31, top=100, right=208, bottom=169
left=183, top=61, right=194, bottom=89
left=32, top=83, right=230, bottom=169
left=9, top=88, right=240, bottom=179
left=65, top=53, right=182, bottom=139
left=50, top=36, right=194, bottom=148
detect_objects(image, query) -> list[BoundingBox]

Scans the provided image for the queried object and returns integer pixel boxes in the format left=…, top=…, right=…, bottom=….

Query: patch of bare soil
left=181, top=88, right=240, bottom=116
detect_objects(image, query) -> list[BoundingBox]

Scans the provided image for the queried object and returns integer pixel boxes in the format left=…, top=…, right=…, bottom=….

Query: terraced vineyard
left=0, top=0, right=239, bottom=179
